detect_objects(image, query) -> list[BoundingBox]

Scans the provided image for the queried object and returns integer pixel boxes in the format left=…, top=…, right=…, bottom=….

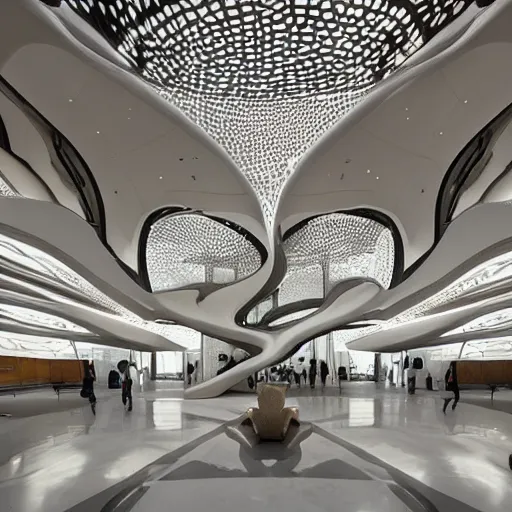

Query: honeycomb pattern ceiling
left=283, top=213, right=396, bottom=291
left=63, top=0, right=475, bottom=224
left=145, top=213, right=263, bottom=291
left=64, top=0, right=474, bottom=99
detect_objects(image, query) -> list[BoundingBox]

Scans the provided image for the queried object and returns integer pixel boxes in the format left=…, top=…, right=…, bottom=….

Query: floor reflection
left=145, top=399, right=183, bottom=431
left=0, top=384, right=511, bottom=512
left=77, top=425, right=483, bottom=512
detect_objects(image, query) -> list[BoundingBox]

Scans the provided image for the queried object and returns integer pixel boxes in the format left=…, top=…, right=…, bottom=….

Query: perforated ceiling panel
left=145, top=213, right=263, bottom=291
left=65, top=0, right=474, bottom=99
left=443, top=308, right=512, bottom=336
left=0, top=174, right=18, bottom=197
left=278, top=264, right=324, bottom=306
left=0, top=304, right=91, bottom=333
left=64, top=0, right=475, bottom=223
left=0, top=334, right=76, bottom=358
left=284, top=213, right=395, bottom=290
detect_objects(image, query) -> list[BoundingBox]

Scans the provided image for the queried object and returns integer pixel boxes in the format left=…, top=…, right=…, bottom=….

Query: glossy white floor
left=0, top=382, right=511, bottom=512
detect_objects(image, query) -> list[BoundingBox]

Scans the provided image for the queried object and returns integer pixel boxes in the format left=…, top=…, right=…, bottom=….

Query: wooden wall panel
left=457, top=361, right=483, bottom=384
left=59, top=360, right=83, bottom=383
left=49, top=360, right=63, bottom=383
left=0, top=356, right=85, bottom=387
left=457, top=360, right=512, bottom=385
left=0, top=356, right=22, bottom=386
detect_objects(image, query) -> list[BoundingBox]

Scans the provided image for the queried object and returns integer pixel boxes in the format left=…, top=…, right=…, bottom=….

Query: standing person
left=442, top=362, right=460, bottom=414
left=382, top=362, right=388, bottom=382
left=293, top=361, right=302, bottom=388
left=122, top=362, right=137, bottom=412
left=142, top=366, right=150, bottom=391
left=294, top=359, right=305, bottom=388
left=407, top=363, right=417, bottom=395
left=186, top=361, right=195, bottom=386
left=309, top=359, right=317, bottom=389
left=337, top=366, right=347, bottom=391
left=320, top=360, right=329, bottom=389
left=81, top=361, right=97, bottom=405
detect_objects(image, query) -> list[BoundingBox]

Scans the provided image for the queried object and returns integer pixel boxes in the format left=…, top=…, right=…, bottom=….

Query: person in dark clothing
left=187, top=362, right=195, bottom=385
left=320, top=360, right=329, bottom=388
left=122, top=362, right=136, bottom=412
left=81, top=361, right=97, bottom=410
left=442, top=362, right=460, bottom=413
left=337, top=366, right=347, bottom=390
left=309, top=359, right=317, bottom=389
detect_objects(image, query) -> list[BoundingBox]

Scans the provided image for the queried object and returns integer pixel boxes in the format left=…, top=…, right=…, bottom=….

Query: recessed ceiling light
left=439, top=131, right=444, bottom=135
left=127, top=117, right=131, bottom=120
left=406, top=117, right=410, bottom=121
left=96, top=131, right=100, bottom=134
left=128, top=107, right=132, bottom=111
left=159, top=176, right=163, bottom=180
left=464, top=100, right=468, bottom=104
left=405, top=107, right=409, bottom=111
left=367, top=169, right=371, bottom=174
left=376, top=176, right=380, bottom=180
left=68, top=99, right=73, bottom=103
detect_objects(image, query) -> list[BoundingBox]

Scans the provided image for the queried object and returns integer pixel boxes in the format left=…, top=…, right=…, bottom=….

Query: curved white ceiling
left=280, top=6, right=512, bottom=268
left=0, top=43, right=264, bottom=268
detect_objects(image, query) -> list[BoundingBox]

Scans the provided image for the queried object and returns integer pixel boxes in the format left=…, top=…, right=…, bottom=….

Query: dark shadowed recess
left=137, top=206, right=268, bottom=292
left=0, top=76, right=143, bottom=286
left=0, top=114, right=56, bottom=199
left=404, top=100, right=512, bottom=280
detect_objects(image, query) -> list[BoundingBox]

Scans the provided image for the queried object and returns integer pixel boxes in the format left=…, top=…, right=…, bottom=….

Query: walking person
left=81, top=361, right=97, bottom=413
left=320, top=360, right=329, bottom=389
left=309, top=359, right=317, bottom=389
left=442, top=362, right=460, bottom=414
left=294, top=358, right=305, bottom=388
left=122, top=362, right=137, bottom=412
left=293, top=365, right=301, bottom=387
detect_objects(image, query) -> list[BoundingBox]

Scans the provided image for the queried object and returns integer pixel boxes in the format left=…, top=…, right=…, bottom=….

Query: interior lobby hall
left=1, top=0, right=512, bottom=511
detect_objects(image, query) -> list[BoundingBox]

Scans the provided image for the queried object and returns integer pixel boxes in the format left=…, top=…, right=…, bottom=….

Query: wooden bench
left=0, top=384, right=50, bottom=397
left=0, top=383, right=82, bottom=399
left=52, top=383, right=82, bottom=400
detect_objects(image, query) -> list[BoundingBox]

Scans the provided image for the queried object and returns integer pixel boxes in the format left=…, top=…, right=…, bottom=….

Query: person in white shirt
left=294, top=359, right=306, bottom=387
